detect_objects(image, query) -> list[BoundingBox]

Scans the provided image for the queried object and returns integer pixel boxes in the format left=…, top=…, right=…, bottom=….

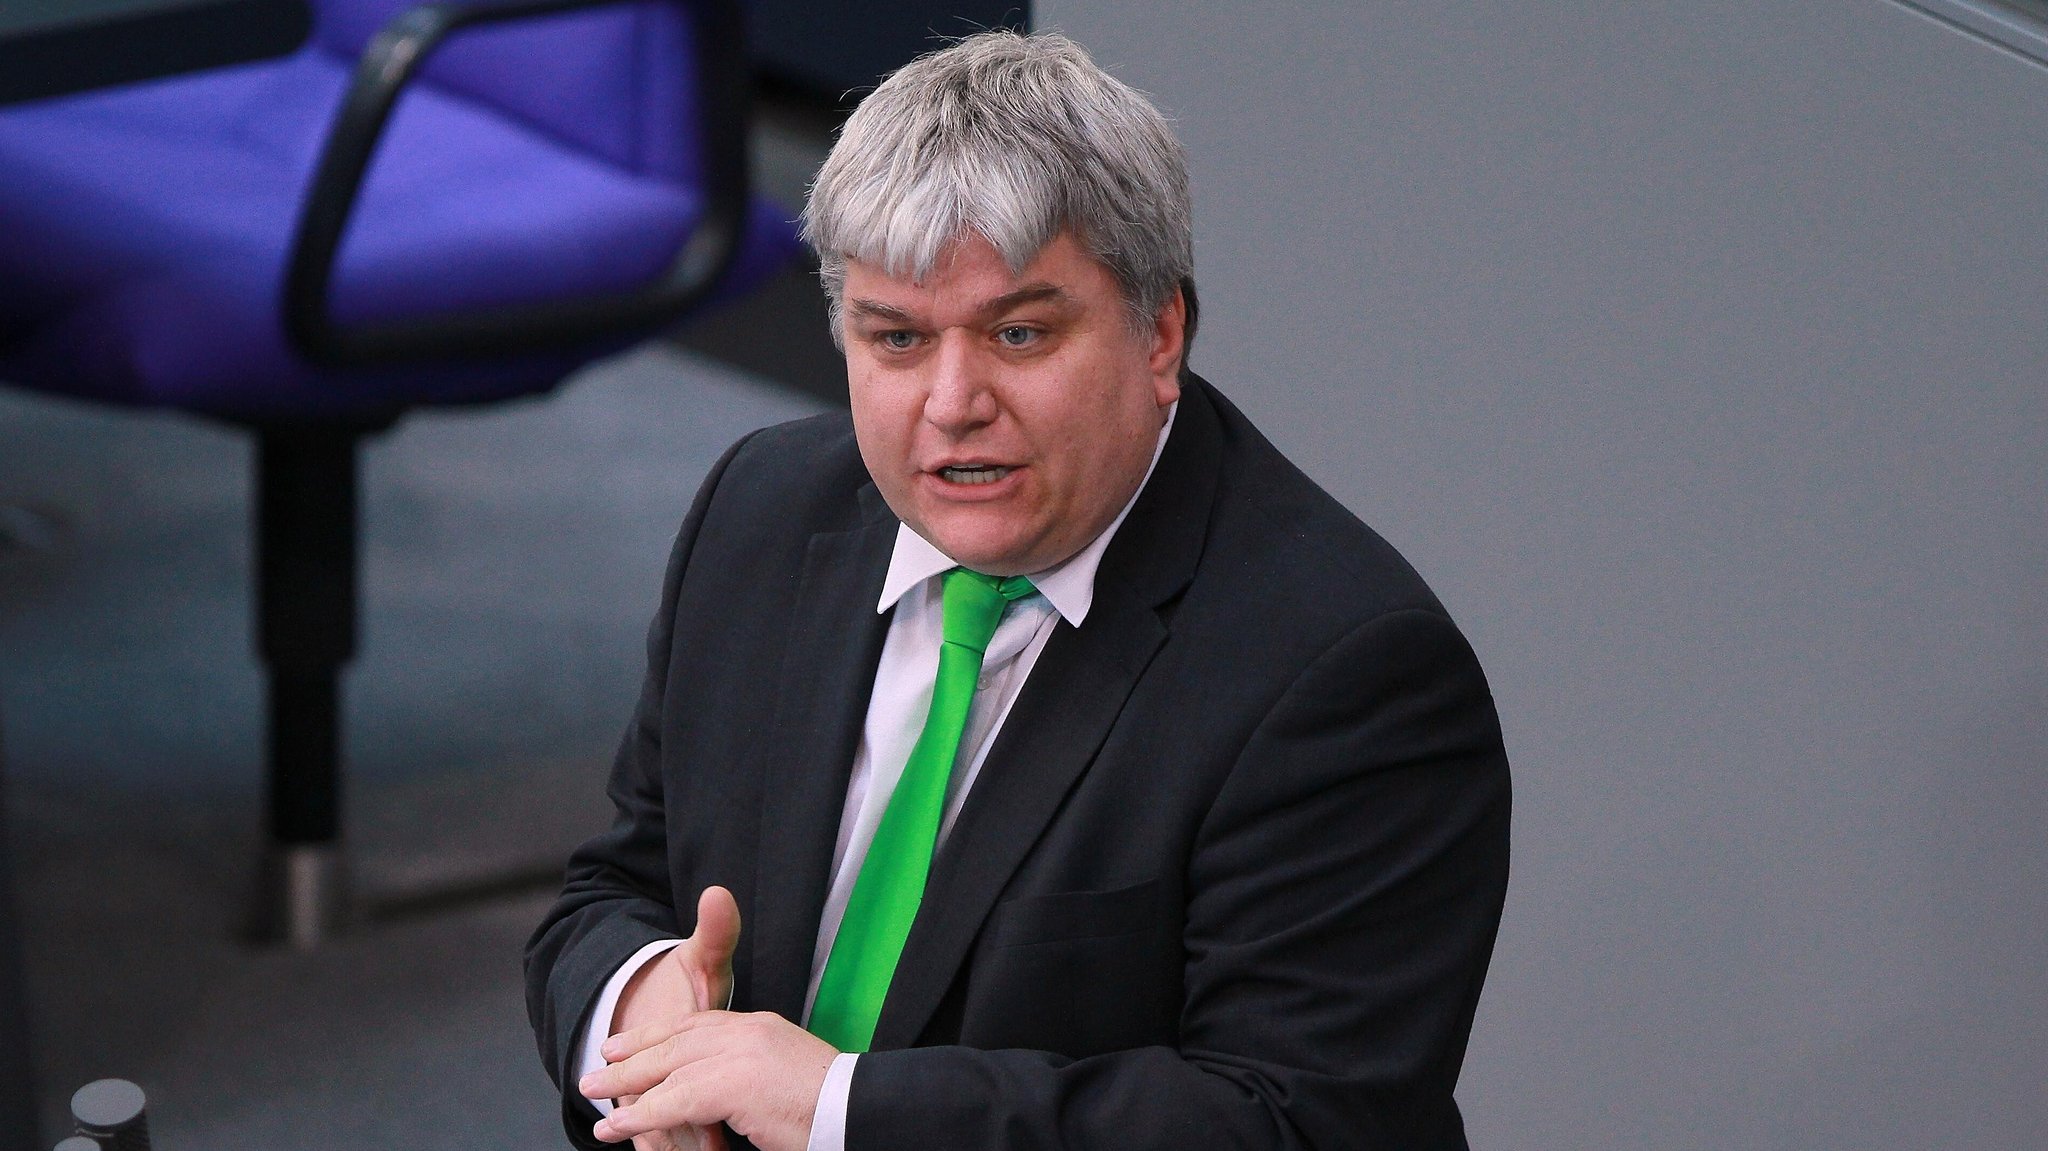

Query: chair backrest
left=311, top=0, right=703, bottom=187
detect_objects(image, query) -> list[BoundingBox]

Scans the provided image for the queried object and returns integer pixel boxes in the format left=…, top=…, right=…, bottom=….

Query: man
left=527, top=30, right=1510, bottom=1151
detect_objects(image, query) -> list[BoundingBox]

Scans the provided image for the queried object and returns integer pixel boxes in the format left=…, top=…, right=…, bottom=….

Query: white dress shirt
left=576, top=403, right=1177, bottom=1150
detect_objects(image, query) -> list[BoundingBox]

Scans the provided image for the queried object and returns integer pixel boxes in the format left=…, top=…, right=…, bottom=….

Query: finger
left=583, top=1047, right=663, bottom=1101
left=607, top=1006, right=738, bottom=1063
left=630, top=1131, right=678, bottom=1151
left=583, top=1051, right=665, bottom=1102
left=630, top=1120, right=718, bottom=1151
left=620, top=1125, right=702, bottom=1151
left=596, top=1028, right=752, bottom=1144
left=690, top=886, right=742, bottom=972
left=585, top=1018, right=732, bottom=1100
left=596, top=1078, right=720, bottom=1145
left=602, top=1018, right=686, bottom=1064
left=620, top=1091, right=713, bottom=1151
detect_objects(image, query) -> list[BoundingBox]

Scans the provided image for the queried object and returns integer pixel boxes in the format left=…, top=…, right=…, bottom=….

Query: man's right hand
left=598, top=886, right=743, bottom=1151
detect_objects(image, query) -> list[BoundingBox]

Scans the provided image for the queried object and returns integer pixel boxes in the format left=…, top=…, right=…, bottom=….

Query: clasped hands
left=580, top=886, right=838, bottom=1151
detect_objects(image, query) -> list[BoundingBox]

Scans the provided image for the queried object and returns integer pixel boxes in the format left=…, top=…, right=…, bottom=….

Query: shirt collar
left=877, top=400, right=1179, bottom=626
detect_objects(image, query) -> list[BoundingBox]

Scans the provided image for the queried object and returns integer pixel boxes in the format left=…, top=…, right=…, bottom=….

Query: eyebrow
left=846, top=299, right=917, bottom=325
left=980, top=284, right=1073, bottom=316
left=845, top=283, right=1076, bottom=327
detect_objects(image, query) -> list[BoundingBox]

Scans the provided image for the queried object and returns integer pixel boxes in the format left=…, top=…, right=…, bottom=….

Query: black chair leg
left=0, top=714, right=44, bottom=1151
left=252, top=426, right=359, bottom=948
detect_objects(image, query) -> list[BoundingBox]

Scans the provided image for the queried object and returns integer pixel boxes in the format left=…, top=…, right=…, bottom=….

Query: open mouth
left=937, top=464, right=1014, bottom=486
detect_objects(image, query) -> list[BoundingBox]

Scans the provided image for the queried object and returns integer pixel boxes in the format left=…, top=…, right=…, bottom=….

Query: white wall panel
left=1036, top=3, right=2048, bottom=1146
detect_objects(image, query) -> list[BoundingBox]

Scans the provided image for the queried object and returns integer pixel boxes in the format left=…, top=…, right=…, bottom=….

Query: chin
left=925, top=528, right=1035, bottom=575
left=939, top=542, right=1029, bottom=575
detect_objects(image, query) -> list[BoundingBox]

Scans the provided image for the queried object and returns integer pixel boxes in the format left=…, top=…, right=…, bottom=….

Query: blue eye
left=998, top=325, right=1037, bottom=347
left=879, top=330, right=918, bottom=350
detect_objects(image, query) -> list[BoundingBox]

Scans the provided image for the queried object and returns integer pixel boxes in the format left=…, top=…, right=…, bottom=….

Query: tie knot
left=939, top=568, right=1037, bottom=653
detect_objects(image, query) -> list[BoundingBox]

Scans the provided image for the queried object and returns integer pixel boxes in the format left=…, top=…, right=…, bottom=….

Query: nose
left=921, top=332, right=998, bottom=436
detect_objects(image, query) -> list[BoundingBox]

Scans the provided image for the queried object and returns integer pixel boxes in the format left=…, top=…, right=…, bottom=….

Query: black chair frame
left=245, top=0, right=748, bottom=945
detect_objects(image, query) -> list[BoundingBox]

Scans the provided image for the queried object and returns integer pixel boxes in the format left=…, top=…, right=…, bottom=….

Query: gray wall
left=1039, top=2, right=2046, bottom=1146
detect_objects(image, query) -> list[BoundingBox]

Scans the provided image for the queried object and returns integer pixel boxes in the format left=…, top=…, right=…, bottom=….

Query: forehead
left=842, top=232, right=1120, bottom=322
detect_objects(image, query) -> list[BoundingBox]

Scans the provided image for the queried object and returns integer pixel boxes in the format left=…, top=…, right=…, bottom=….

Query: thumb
left=689, top=885, right=742, bottom=972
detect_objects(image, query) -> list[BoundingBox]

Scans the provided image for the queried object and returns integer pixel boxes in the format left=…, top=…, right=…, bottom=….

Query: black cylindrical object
left=0, top=707, right=40, bottom=1151
left=255, top=427, right=359, bottom=849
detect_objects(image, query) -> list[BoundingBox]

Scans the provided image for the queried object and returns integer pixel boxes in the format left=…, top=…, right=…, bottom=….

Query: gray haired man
left=529, top=30, right=1510, bottom=1151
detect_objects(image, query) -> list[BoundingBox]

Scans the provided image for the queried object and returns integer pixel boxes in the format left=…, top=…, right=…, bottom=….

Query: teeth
left=939, top=465, right=1011, bottom=485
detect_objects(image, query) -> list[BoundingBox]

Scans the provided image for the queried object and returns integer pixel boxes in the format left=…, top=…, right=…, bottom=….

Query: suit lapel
left=869, top=379, right=1227, bottom=1050
left=747, top=496, right=896, bottom=1024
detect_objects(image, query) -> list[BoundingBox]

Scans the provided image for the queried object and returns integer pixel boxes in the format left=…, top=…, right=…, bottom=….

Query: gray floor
left=0, top=345, right=829, bottom=1148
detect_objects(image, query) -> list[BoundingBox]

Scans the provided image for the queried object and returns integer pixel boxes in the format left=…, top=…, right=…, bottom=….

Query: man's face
left=843, top=232, right=1184, bottom=576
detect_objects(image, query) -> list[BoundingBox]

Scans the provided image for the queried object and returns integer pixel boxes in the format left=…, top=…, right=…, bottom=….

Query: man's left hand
left=581, top=1011, right=838, bottom=1151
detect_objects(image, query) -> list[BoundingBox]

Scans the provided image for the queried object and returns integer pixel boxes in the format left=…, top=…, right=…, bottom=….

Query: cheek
left=849, top=376, right=926, bottom=477
left=847, top=380, right=890, bottom=467
left=847, top=368, right=894, bottom=428
left=849, top=355, right=929, bottom=410
left=1075, top=394, right=1167, bottom=490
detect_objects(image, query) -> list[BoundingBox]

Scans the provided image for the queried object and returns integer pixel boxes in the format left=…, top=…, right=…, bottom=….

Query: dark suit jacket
left=526, top=376, right=1511, bottom=1150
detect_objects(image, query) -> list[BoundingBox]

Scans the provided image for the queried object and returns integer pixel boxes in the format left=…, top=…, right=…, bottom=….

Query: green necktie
left=808, top=567, right=1038, bottom=1052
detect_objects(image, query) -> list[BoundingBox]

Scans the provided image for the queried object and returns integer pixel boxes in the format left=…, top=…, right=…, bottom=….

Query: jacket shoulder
left=694, top=410, right=870, bottom=533
left=1199, top=382, right=1447, bottom=630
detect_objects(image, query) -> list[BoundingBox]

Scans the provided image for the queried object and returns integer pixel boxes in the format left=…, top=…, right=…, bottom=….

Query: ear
left=1146, top=287, right=1187, bottom=408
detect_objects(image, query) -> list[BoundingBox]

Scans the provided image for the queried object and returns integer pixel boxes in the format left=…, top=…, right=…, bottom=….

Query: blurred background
left=1, top=1, right=2043, bottom=1149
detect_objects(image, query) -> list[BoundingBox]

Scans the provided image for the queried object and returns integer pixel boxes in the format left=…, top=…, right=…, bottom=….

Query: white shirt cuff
left=803, top=1052, right=859, bottom=1151
left=574, top=938, right=683, bottom=1116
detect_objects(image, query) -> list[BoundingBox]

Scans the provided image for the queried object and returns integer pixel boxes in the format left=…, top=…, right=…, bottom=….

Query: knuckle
left=657, top=1071, right=699, bottom=1111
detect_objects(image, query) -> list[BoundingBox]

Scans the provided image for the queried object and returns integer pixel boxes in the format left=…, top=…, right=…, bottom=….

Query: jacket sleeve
left=844, top=607, right=1512, bottom=1151
left=523, top=430, right=760, bottom=1149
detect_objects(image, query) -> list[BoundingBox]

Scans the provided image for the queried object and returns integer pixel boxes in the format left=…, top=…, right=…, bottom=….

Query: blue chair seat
left=0, top=46, right=793, bottom=420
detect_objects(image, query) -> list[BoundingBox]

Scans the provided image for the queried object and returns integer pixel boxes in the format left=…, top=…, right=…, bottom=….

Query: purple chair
left=0, top=0, right=802, bottom=945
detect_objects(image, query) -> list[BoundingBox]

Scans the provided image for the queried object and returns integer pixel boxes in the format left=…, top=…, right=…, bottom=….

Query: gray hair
left=802, top=30, right=1196, bottom=360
